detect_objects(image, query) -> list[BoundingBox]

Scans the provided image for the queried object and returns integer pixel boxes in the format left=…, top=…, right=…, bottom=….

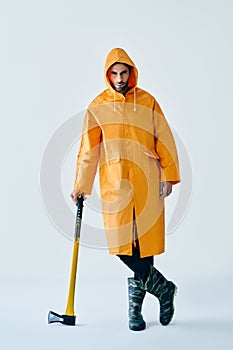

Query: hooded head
left=104, top=48, right=138, bottom=94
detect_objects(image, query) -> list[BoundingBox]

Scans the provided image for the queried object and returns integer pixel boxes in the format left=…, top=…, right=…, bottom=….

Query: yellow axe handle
left=65, top=194, right=84, bottom=317
left=65, top=239, right=80, bottom=316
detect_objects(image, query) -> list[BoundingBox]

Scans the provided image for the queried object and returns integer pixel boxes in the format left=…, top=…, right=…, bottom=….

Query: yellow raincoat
left=73, top=48, right=180, bottom=257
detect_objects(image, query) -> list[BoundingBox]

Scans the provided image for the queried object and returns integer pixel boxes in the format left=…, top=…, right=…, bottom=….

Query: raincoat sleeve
left=153, top=101, right=181, bottom=185
left=73, top=108, right=101, bottom=194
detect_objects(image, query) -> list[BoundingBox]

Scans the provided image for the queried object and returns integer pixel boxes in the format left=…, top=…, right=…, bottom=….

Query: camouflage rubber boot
left=140, top=265, right=177, bottom=326
left=128, top=277, right=146, bottom=331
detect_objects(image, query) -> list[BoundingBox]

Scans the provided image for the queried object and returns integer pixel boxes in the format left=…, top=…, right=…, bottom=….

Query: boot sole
left=129, top=323, right=146, bottom=331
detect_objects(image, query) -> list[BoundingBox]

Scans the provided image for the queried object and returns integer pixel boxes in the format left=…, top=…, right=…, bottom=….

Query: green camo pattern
left=140, top=265, right=177, bottom=326
left=127, top=277, right=146, bottom=331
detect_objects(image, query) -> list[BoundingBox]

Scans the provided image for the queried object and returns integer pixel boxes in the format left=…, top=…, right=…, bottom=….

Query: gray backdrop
left=0, top=1, right=232, bottom=349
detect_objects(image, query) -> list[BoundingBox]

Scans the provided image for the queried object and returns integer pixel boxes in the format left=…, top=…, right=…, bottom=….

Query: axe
left=48, top=194, right=84, bottom=326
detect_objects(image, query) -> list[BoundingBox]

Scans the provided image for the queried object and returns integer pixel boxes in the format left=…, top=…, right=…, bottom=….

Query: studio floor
left=1, top=276, right=232, bottom=350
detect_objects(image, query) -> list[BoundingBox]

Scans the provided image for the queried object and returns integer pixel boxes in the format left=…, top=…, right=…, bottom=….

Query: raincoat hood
left=104, top=48, right=138, bottom=92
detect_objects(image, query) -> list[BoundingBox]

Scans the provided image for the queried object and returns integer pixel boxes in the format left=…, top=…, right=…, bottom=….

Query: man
left=70, top=48, right=181, bottom=331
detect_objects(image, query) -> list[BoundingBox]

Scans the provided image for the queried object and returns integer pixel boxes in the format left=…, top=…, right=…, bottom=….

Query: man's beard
left=114, top=82, right=128, bottom=92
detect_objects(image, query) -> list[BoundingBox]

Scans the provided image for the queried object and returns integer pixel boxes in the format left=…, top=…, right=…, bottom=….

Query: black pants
left=117, top=239, right=154, bottom=281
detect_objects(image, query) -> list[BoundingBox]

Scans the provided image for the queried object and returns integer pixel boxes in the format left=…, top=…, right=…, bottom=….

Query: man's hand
left=160, top=181, right=172, bottom=198
left=70, top=190, right=86, bottom=205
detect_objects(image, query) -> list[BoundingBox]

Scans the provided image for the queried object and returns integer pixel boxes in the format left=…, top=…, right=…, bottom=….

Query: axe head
left=48, top=311, right=76, bottom=326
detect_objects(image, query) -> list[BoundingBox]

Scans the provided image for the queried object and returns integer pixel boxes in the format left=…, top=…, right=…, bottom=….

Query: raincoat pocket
left=143, top=150, right=162, bottom=184
left=107, top=156, right=121, bottom=165
left=143, top=151, right=159, bottom=159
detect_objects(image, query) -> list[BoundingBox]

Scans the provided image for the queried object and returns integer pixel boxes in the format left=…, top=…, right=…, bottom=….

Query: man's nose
left=117, top=74, right=122, bottom=82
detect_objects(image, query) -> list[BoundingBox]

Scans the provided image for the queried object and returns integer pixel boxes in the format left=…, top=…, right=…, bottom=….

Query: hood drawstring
left=114, top=90, right=116, bottom=112
left=134, top=87, right=137, bottom=112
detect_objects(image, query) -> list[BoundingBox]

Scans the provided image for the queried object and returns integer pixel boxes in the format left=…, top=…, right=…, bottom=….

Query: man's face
left=108, top=63, right=130, bottom=92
